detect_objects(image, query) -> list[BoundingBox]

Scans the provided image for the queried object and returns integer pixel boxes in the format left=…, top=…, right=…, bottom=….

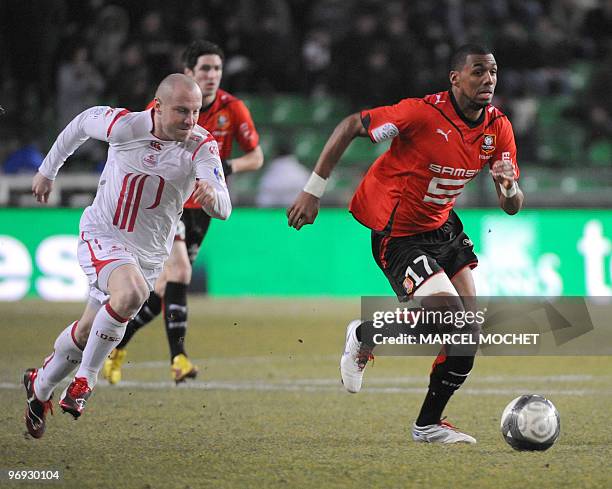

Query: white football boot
left=340, top=320, right=374, bottom=393
left=412, top=419, right=477, bottom=444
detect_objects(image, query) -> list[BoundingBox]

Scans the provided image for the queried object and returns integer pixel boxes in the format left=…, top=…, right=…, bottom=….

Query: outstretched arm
left=33, top=106, right=121, bottom=204
left=491, top=159, right=524, bottom=215
left=224, top=145, right=263, bottom=175
left=287, top=113, right=367, bottom=230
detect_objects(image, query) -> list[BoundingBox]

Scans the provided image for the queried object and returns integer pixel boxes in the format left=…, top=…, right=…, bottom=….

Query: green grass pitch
left=1, top=298, right=611, bottom=489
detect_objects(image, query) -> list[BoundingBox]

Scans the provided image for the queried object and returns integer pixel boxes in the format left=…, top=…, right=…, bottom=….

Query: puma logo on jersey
left=434, top=94, right=445, bottom=105
left=436, top=128, right=451, bottom=142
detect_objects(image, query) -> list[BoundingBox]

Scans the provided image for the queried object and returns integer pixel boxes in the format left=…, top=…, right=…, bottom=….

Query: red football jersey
left=147, top=89, right=259, bottom=208
left=350, top=90, right=519, bottom=236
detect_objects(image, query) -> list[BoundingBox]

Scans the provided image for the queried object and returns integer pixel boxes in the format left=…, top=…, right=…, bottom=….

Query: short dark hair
left=182, top=40, right=225, bottom=70
left=449, top=44, right=492, bottom=71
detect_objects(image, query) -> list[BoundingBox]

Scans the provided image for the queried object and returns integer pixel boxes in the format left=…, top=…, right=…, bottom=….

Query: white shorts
left=77, top=230, right=162, bottom=304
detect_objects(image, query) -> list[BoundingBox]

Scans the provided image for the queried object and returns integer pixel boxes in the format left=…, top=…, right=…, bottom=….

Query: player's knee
left=154, top=279, right=166, bottom=298
left=112, top=284, right=149, bottom=317
left=166, top=261, right=191, bottom=284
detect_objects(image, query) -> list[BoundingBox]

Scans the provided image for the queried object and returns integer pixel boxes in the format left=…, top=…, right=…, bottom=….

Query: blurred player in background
left=24, top=74, right=231, bottom=438
left=104, top=40, right=263, bottom=384
left=288, top=44, right=523, bottom=444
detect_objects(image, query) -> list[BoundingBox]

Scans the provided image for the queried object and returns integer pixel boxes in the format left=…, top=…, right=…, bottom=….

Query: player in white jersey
left=23, top=74, right=231, bottom=439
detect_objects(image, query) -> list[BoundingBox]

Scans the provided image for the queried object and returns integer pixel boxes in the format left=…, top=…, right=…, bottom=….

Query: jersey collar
left=448, top=90, right=486, bottom=129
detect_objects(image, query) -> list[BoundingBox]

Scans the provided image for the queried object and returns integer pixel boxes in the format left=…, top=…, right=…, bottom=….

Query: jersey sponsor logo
left=501, top=151, right=512, bottom=163
left=149, top=141, right=163, bottom=151
left=436, top=128, right=451, bottom=142
left=428, top=163, right=479, bottom=178
left=434, top=94, right=446, bottom=105
left=424, top=177, right=471, bottom=205
left=481, top=134, right=496, bottom=154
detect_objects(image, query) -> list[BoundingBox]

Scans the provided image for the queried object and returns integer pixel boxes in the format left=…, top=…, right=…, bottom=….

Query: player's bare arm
left=227, top=145, right=263, bottom=174
left=287, top=113, right=367, bottom=230
left=491, top=159, right=524, bottom=215
left=32, top=172, right=54, bottom=204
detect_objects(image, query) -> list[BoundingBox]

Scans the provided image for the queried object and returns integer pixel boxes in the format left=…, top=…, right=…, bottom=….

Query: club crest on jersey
left=143, top=153, right=158, bottom=166
left=403, top=276, right=414, bottom=295
left=481, top=134, right=496, bottom=154
left=149, top=141, right=163, bottom=151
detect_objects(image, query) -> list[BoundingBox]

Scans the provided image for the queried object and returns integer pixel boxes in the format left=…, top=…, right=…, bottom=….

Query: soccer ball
left=500, top=394, right=560, bottom=451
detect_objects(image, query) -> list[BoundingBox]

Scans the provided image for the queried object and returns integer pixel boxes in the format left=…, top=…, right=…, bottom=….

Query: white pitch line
left=1, top=379, right=610, bottom=396
left=126, top=355, right=338, bottom=368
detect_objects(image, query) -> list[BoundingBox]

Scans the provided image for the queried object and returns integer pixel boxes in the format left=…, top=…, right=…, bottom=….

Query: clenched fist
left=287, top=191, right=320, bottom=230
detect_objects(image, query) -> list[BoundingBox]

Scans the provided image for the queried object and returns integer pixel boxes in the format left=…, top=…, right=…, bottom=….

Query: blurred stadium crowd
left=1, top=0, right=611, bottom=205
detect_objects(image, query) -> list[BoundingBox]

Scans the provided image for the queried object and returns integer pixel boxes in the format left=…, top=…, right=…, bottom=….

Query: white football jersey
left=39, top=106, right=231, bottom=268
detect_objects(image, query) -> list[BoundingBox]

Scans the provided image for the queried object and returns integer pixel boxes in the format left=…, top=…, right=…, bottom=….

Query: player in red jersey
left=103, top=40, right=263, bottom=384
left=288, top=44, right=524, bottom=444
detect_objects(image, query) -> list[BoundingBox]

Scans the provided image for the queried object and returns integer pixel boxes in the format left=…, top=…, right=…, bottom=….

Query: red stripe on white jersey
left=113, top=173, right=133, bottom=226
left=107, top=109, right=130, bottom=138
left=119, top=174, right=145, bottom=230
left=128, top=175, right=149, bottom=232
left=192, top=134, right=215, bottom=161
left=146, top=176, right=165, bottom=209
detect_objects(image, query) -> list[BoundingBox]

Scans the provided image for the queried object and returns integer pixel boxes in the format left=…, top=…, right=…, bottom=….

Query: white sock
left=34, top=322, right=83, bottom=401
left=74, top=304, right=128, bottom=387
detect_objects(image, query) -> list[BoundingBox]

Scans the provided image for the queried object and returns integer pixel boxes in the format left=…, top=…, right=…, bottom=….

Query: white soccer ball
left=500, top=394, right=560, bottom=451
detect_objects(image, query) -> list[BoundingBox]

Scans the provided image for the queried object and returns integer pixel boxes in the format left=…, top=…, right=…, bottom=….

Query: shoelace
left=439, top=417, right=458, bottom=431
left=42, top=399, right=54, bottom=416
left=68, top=377, right=90, bottom=397
left=356, top=345, right=375, bottom=369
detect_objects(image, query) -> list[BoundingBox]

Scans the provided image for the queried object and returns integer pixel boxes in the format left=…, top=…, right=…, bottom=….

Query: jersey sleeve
left=230, top=100, right=260, bottom=153
left=193, top=136, right=232, bottom=220
left=491, top=118, right=520, bottom=179
left=360, top=98, right=421, bottom=143
left=38, top=106, right=128, bottom=180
